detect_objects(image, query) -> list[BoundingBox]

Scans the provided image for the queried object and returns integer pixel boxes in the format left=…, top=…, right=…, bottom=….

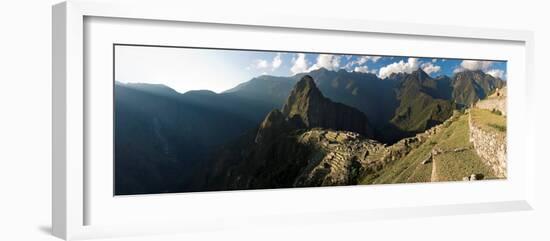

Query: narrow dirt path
left=430, top=154, right=438, bottom=182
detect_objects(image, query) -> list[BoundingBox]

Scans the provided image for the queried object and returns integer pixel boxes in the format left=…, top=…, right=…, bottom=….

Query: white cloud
left=354, top=66, right=369, bottom=73
left=454, top=60, right=493, bottom=73
left=370, top=56, right=382, bottom=63
left=421, top=62, right=441, bottom=75
left=252, top=54, right=283, bottom=72
left=486, top=69, right=506, bottom=79
left=355, top=56, right=382, bottom=65
left=354, top=65, right=376, bottom=74
left=356, top=57, right=368, bottom=65
left=290, top=53, right=309, bottom=74
left=344, top=55, right=382, bottom=71
left=254, top=59, right=269, bottom=69
left=271, top=53, right=282, bottom=70
left=378, top=57, right=420, bottom=79
left=307, top=54, right=341, bottom=72
left=344, top=59, right=355, bottom=70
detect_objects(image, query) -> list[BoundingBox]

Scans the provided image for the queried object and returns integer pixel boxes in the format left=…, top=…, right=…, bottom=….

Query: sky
left=115, top=45, right=507, bottom=93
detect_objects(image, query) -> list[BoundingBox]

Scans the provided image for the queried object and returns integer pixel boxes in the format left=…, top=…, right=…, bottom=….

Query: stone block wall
left=468, top=115, right=507, bottom=178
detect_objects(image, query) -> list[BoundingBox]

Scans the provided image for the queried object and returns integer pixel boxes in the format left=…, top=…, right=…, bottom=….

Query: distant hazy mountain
left=224, top=75, right=297, bottom=107
left=114, top=82, right=275, bottom=194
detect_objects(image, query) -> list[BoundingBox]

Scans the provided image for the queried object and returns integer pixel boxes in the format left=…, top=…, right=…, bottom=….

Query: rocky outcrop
left=292, top=129, right=386, bottom=186
left=282, top=75, right=373, bottom=138
left=469, top=113, right=507, bottom=178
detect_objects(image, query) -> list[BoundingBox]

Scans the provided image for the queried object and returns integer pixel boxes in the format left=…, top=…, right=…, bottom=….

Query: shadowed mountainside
left=114, top=82, right=276, bottom=194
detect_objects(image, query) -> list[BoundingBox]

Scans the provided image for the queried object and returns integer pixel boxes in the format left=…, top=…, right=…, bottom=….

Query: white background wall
left=0, top=0, right=548, bottom=240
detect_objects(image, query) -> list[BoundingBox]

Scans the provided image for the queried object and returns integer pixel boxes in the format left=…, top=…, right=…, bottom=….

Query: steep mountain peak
left=296, top=74, right=315, bottom=85
left=282, top=75, right=323, bottom=119
left=471, top=69, right=485, bottom=74
left=280, top=75, right=373, bottom=137
left=292, top=75, right=320, bottom=94
left=388, top=72, right=406, bottom=80
left=454, top=69, right=485, bottom=78
left=413, top=68, right=430, bottom=80
left=401, top=68, right=434, bottom=90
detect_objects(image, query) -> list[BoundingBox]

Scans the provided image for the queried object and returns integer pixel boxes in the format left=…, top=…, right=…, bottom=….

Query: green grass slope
left=390, top=70, right=454, bottom=135
left=360, top=111, right=496, bottom=185
left=432, top=114, right=496, bottom=181
left=391, top=92, right=453, bottom=132
left=471, top=108, right=506, bottom=133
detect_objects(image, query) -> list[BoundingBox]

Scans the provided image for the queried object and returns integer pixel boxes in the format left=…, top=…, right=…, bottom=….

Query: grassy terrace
left=360, top=112, right=496, bottom=185
left=433, top=114, right=496, bottom=181
left=470, top=108, right=506, bottom=133
left=360, top=138, right=434, bottom=185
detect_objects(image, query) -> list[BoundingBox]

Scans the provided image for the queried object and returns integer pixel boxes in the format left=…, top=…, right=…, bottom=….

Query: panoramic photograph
left=114, top=45, right=508, bottom=195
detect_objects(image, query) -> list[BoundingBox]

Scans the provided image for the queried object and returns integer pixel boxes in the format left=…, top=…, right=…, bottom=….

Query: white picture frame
left=52, top=0, right=536, bottom=240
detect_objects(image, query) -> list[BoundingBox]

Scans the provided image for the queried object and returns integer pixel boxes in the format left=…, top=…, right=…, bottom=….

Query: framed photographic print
left=52, top=0, right=536, bottom=240
left=113, top=44, right=509, bottom=195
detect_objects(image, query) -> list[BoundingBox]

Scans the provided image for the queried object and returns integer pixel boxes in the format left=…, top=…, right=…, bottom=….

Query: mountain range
left=225, top=67, right=504, bottom=141
left=115, top=67, right=505, bottom=194
left=202, top=75, right=380, bottom=189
